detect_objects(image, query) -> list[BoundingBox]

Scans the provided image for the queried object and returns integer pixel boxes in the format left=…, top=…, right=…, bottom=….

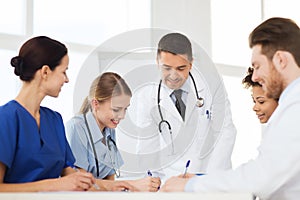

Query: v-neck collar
left=12, top=100, right=41, bottom=131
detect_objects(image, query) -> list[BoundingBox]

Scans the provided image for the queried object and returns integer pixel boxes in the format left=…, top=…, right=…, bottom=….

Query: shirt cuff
left=185, top=176, right=199, bottom=192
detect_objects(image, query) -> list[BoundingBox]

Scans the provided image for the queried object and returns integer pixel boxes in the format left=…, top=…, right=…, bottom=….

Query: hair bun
left=11, top=56, right=24, bottom=76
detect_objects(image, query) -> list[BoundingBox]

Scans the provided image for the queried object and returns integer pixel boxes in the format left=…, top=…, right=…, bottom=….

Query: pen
left=206, top=110, right=210, bottom=119
left=183, top=160, right=190, bottom=178
left=147, top=170, right=160, bottom=190
left=147, top=170, right=152, bottom=177
left=66, top=161, right=100, bottom=190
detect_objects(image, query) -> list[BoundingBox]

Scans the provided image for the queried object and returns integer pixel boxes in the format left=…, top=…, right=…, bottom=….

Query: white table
left=0, top=192, right=253, bottom=200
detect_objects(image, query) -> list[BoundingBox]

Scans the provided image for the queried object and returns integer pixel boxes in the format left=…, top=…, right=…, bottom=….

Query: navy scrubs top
left=0, top=100, right=75, bottom=183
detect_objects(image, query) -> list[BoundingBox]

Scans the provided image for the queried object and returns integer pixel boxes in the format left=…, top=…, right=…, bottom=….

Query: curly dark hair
left=242, top=67, right=262, bottom=89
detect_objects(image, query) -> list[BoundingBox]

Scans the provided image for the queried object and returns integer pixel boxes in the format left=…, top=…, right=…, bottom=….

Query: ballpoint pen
left=66, top=161, right=100, bottom=190
left=206, top=110, right=210, bottom=119
left=147, top=170, right=152, bottom=177
left=183, top=160, right=190, bottom=178
left=147, top=170, right=160, bottom=190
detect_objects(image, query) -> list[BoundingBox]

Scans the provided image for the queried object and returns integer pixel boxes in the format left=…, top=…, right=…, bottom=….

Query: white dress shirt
left=186, top=77, right=300, bottom=200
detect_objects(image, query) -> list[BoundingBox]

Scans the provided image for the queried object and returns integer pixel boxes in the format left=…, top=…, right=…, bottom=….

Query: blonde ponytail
left=79, top=96, right=91, bottom=114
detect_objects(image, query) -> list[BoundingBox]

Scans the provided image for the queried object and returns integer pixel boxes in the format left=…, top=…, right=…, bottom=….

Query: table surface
left=0, top=192, right=253, bottom=200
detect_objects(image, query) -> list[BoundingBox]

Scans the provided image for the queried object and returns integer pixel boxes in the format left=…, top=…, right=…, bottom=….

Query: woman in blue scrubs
left=0, top=36, right=99, bottom=192
left=66, top=72, right=161, bottom=192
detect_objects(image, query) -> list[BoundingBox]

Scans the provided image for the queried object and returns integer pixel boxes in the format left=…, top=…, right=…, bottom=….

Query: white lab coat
left=128, top=68, right=237, bottom=181
left=185, top=77, right=300, bottom=200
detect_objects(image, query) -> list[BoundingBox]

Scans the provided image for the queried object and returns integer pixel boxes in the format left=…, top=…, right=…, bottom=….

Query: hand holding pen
left=146, top=170, right=161, bottom=191
left=181, top=160, right=205, bottom=178
left=66, top=161, right=100, bottom=190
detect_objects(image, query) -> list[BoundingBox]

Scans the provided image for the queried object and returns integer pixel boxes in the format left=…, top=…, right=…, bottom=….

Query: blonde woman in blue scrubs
left=66, top=72, right=161, bottom=192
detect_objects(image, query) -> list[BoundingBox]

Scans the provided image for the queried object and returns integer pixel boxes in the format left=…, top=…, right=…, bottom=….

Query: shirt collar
left=163, top=76, right=191, bottom=97
left=279, top=76, right=300, bottom=104
left=85, top=111, right=104, bottom=143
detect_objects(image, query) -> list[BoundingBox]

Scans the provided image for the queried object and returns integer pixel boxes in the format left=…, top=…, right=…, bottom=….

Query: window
left=0, top=0, right=151, bottom=122
left=0, top=0, right=26, bottom=35
left=0, top=50, right=20, bottom=105
left=33, top=0, right=151, bottom=45
left=34, top=0, right=151, bottom=120
left=211, top=0, right=261, bottom=67
left=263, top=0, right=300, bottom=24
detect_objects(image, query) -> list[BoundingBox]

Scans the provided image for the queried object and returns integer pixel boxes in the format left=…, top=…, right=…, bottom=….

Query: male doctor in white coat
left=129, top=33, right=237, bottom=181
left=161, top=18, right=300, bottom=200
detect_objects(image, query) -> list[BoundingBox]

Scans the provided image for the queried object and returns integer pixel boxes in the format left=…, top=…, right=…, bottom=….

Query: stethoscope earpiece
left=196, top=97, right=204, bottom=107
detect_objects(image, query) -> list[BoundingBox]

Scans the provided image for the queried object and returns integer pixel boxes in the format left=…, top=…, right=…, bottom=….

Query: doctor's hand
left=160, top=176, right=190, bottom=192
left=101, top=180, right=136, bottom=192
left=127, top=176, right=161, bottom=192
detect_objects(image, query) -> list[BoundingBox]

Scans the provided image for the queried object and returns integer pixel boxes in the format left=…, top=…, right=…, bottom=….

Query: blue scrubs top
left=0, top=100, right=75, bottom=183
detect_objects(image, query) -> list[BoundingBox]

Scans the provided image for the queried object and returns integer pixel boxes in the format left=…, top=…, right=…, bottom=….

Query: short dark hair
left=249, top=17, right=300, bottom=67
left=157, top=32, right=193, bottom=62
left=11, top=36, right=68, bottom=81
left=242, top=67, right=261, bottom=89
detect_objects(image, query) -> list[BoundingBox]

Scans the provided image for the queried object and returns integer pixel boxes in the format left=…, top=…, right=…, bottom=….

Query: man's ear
left=189, top=59, right=193, bottom=69
left=273, top=50, right=288, bottom=71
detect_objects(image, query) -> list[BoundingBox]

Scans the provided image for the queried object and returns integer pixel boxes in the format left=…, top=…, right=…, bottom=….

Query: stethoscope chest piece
left=196, top=97, right=204, bottom=107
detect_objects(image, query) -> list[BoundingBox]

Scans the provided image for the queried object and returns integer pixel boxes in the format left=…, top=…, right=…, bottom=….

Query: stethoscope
left=84, top=114, right=121, bottom=178
left=157, top=72, right=204, bottom=154
left=106, top=135, right=121, bottom=177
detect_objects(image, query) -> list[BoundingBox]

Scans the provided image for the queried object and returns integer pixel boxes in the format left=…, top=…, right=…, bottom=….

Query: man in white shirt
left=161, top=17, right=300, bottom=200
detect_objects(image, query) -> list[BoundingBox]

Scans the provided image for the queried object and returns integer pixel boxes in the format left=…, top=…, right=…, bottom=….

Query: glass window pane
left=264, top=0, right=300, bottom=24
left=0, top=0, right=26, bottom=35
left=0, top=49, right=20, bottom=105
left=211, top=0, right=261, bottom=67
left=33, top=0, right=150, bottom=46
